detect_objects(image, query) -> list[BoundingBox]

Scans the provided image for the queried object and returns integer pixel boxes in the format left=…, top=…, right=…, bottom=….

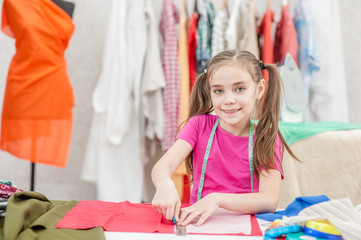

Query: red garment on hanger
left=274, top=4, right=298, bottom=66
left=258, top=9, right=274, bottom=64
left=188, top=12, right=200, bottom=91
left=1, top=0, right=75, bottom=167
left=56, top=201, right=262, bottom=236
left=258, top=9, right=274, bottom=82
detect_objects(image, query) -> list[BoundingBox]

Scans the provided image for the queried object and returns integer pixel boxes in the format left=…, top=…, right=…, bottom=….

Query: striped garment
left=211, top=8, right=228, bottom=57
left=283, top=198, right=361, bottom=240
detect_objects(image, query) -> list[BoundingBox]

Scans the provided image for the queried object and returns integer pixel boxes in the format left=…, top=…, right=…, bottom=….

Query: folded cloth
left=279, top=121, right=361, bottom=145
left=256, top=195, right=330, bottom=221
left=57, top=200, right=263, bottom=236
left=3, top=191, right=105, bottom=240
left=282, top=198, right=361, bottom=240
left=0, top=183, right=22, bottom=199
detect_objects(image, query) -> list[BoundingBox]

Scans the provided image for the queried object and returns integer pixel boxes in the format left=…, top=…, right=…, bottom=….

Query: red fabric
left=250, top=214, right=263, bottom=236
left=56, top=201, right=262, bottom=236
left=274, top=5, right=298, bottom=66
left=188, top=12, right=199, bottom=91
left=57, top=201, right=174, bottom=233
left=258, top=9, right=274, bottom=64
left=258, top=9, right=274, bottom=82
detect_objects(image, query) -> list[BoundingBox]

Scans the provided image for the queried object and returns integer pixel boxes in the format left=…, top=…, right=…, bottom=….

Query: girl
left=152, top=50, right=297, bottom=226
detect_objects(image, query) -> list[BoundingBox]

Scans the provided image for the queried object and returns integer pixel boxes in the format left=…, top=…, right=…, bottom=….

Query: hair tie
left=259, top=61, right=266, bottom=70
left=203, top=68, right=207, bottom=75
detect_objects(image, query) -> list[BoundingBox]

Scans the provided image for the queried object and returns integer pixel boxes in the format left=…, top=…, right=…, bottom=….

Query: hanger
left=193, top=0, right=199, bottom=13
left=220, top=0, right=227, bottom=11
left=182, top=0, right=187, bottom=14
left=266, top=0, right=271, bottom=9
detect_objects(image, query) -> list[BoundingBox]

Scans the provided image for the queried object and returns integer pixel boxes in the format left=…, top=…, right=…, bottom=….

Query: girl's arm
left=178, top=169, right=282, bottom=226
left=151, top=139, right=192, bottom=221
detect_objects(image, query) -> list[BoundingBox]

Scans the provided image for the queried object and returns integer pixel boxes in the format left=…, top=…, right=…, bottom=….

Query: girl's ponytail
left=253, top=63, right=299, bottom=178
left=184, top=71, right=213, bottom=180
left=188, top=71, right=213, bottom=119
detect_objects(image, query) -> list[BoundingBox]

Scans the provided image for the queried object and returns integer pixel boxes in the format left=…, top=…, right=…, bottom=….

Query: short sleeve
left=177, top=116, right=200, bottom=149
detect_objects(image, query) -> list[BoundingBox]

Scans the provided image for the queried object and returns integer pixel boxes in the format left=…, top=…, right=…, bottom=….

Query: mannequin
left=31, top=0, right=75, bottom=191
left=30, top=0, right=76, bottom=191
left=1, top=0, right=76, bottom=192
left=52, top=0, right=75, bottom=18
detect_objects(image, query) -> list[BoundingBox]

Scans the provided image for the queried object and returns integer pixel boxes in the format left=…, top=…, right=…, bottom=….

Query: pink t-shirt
left=177, top=114, right=283, bottom=204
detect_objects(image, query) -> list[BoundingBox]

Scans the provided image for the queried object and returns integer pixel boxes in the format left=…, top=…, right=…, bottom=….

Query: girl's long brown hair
left=183, top=50, right=299, bottom=182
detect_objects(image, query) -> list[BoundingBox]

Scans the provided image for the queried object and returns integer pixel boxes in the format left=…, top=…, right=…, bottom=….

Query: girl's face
left=209, top=65, right=264, bottom=136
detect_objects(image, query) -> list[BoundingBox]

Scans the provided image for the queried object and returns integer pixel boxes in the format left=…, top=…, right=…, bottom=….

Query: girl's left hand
left=178, top=193, right=220, bottom=226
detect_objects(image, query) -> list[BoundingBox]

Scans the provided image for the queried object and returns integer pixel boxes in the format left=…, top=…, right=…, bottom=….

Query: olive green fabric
left=0, top=217, right=4, bottom=240
left=2, top=191, right=105, bottom=240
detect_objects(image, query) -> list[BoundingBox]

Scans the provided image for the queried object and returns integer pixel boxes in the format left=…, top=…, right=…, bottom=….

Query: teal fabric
left=279, top=121, right=361, bottom=145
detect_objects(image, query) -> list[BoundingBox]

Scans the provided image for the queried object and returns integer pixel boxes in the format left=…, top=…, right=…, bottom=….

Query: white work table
left=104, top=218, right=269, bottom=240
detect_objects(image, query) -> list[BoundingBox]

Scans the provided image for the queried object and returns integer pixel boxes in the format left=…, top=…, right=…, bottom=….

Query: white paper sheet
left=186, top=208, right=251, bottom=235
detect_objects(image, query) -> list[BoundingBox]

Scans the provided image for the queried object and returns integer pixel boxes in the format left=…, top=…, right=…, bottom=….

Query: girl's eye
left=214, top=89, right=223, bottom=94
left=236, top=87, right=245, bottom=92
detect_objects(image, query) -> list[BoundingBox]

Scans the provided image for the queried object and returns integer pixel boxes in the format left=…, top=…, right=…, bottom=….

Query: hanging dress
left=225, top=0, right=243, bottom=50
left=308, top=0, right=348, bottom=122
left=160, top=0, right=180, bottom=151
left=258, top=8, right=274, bottom=82
left=294, top=0, right=320, bottom=122
left=274, top=4, right=298, bottom=66
left=188, top=9, right=200, bottom=91
left=82, top=0, right=147, bottom=202
left=196, top=0, right=215, bottom=75
left=238, top=0, right=260, bottom=59
left=211, top=7, right=228, bottom=57
left=1, top=0, right=75, bottom=167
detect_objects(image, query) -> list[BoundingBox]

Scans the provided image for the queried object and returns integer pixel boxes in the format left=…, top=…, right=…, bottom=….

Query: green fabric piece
left=2, top=191, right=105, bottom=240
left=279, top=121, right=361, bottom=145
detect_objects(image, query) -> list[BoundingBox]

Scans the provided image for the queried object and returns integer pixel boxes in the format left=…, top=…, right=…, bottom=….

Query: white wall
left=0, top=0, right=360, bottom=201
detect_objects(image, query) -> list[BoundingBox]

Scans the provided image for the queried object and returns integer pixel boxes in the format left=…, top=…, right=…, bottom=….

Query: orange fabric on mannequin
left=1, top=0, right=75, bottom=167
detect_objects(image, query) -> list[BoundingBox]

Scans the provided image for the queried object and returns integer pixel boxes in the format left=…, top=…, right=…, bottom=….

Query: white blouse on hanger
left=82, top=0, right=147, bottom=202
left=212, top=7, right=228, bottom=56
left=308, top=0, right=349, bottom=122
left=225, top=0, right=244, bottom=50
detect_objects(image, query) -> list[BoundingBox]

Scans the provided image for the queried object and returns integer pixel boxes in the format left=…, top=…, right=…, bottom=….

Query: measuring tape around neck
left=197, top=118, right=254, bottom=202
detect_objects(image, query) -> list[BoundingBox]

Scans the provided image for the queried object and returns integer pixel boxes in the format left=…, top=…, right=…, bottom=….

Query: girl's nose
left=224, top=92, right=236, bottom=104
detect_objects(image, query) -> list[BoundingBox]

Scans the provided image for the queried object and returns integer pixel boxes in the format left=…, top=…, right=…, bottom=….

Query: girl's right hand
left=152, top=178, right=181, bottom=221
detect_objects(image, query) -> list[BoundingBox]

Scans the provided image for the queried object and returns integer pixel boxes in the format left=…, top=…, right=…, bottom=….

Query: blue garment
left=196, top=0, right=215, bottom=74
left=255, top=195, right=330, bottom=221
left=294, top=0, right=320, bottom=121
